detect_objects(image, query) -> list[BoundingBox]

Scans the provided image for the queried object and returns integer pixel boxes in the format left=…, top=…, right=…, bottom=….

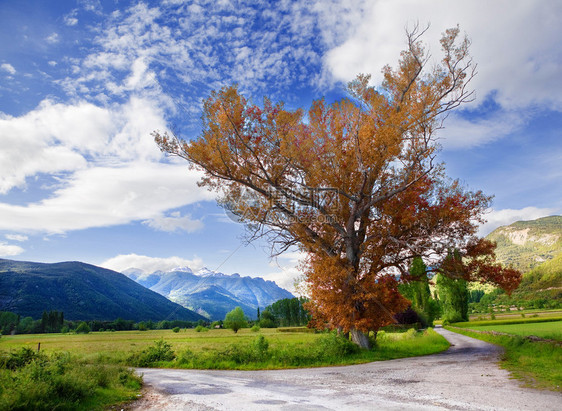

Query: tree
left=398, top=257, right=439, bottom=326
left=224, top=306, right=248, bottom=333
left=155, top=26, right=521, bottom=348
left=436, top=274, right=469, bottom=323
left=75, top=321, right=91, bottom=334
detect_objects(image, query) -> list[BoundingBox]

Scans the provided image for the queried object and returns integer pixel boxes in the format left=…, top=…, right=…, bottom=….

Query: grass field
left=469, top=309, right=562, bottom=321
left=467, top=321, right=562, bottom=341
left=0, top=327, right=450, bottom=369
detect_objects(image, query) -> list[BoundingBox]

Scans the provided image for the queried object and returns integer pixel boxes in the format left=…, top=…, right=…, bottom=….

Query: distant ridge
left=124, top=267, right=294, bottom=320
left=0, top=258, right=206, bottom=322
left=486, top=215, right=562, bottom=272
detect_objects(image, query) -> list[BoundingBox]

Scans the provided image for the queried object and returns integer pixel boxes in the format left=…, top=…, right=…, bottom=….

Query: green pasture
left=467, top=321, right=562, bottom=341
left=0, top=326, right=450, bottom=369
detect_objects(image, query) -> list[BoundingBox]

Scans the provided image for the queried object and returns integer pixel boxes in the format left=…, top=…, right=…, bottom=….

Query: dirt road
left=131, top=327, right=561, bottom=410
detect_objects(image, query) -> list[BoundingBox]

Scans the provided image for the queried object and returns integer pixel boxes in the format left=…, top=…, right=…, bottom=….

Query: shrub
left=195, top=325, right=209, bottom=332
left=75, top=322, right=90, bottom=334
left=128, top=339, right=176, bottom=367
left=172, top=327, right=180, bottom=333
left=250, top=325, right=260, bottom=332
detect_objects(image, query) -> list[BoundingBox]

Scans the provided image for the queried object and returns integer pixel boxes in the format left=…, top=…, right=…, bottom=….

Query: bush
left=172, top=327, right=180, bottom=333
left=75, top=322, right=90, bottom=334
left=128, top=339, right=176, bottom=367
left=250, top=325, right=260, bottom=332
left=195, top=325, right=209, bottom=332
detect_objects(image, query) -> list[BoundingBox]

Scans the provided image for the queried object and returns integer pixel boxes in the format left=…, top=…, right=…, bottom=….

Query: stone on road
left=131, top=327, right=562, bottom=410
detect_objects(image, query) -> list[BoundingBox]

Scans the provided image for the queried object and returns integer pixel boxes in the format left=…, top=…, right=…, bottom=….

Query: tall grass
left=0, top=348, right=141, bottom=410
left=447, top=327, right=562, bottom=391
left=128, top=328, right=449, bottom=370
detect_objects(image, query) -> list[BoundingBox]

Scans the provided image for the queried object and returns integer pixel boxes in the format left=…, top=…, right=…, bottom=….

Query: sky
left=0, top=0, right=561, bottom=292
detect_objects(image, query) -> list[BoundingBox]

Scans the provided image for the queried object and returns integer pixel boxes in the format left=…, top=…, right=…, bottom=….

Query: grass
left=469, top=309, right=562, bottom=320
left=128, top=328, right=450, bottom=370
left=467, top=321, right=562, bottom=341
left=452, top=316, right=562, bottom=328
left=446, top=326, right=562, bottom=392
left=0, top=348, right=141, bottom=410
left=0, top=327, right=450, bottom=370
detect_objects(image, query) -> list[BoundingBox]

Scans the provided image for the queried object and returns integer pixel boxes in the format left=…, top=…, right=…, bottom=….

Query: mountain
left=0, top=259, right=206, bottom=322
left=485, top=216, right=562, bottom=304
left=486, top=215, right=562, bottom=272
left=124, top=267, right=294, bottom=320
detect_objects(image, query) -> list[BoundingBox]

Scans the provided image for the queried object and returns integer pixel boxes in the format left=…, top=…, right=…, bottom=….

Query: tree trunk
left=350, top=328, right=371, bottom=349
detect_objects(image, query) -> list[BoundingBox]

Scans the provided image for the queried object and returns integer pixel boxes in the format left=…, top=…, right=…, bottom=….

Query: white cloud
left=265, top=250, right=307, bottom=294
left=101, top=253, right=204, bottom=274
left=0, top=163, right=213, bottom=233
left=1, top=63, right=16, bottom=75
left=318, top=0, right=562, bottom=149
left=143, top=211, right=204, bottom=233
left=0, top=243, right=24, bottom=257
left=46, top=33, right=60, bottom=44
left=48, top=61, right=57, bottom=67
left=439, top=110, right=528, bottom=150
left=321, top=0, right=562, bottom=110
left=64, top=9, right=79, bottom=26
left=5, top=234, right=28, bottom=242
left=479, top=207, right=560, bottom=236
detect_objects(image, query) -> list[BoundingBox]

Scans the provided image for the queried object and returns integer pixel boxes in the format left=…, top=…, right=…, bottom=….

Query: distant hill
left=486, top=215, right=562, bottom=272
left=124, top=267, right=294, bottom=320
left=485, top=216, right=562, bottom=306
left=0, top=259, right=206, bottom=322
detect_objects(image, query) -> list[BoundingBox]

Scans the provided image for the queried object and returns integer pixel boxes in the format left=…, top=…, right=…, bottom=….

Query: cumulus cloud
left=479, top=207, right=560, bottom=236
left=143, top=211, right=204, bottom=233
left=1, top=63, right=16, bottom=75
left=0, top=243, right=24, bottom=257
left=101, top=253, right=204, bottom=274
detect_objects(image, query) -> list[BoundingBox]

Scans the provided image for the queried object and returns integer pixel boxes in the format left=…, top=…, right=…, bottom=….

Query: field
left=0, top=327, right=450, bottom=369
left=467, top=321, right=562, bottom=341
left=469, top=309, right=562, bottom=321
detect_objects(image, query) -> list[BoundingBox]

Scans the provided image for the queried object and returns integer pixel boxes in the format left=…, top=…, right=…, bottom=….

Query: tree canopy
left=224, top=307, right=248, bottom=333
left=155, top=26, right=521, bottom=348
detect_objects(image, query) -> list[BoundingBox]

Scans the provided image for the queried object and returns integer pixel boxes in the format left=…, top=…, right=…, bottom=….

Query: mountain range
left=0, top=259, right=205, bottom=322
left=123, top=266, right=294, bottom=320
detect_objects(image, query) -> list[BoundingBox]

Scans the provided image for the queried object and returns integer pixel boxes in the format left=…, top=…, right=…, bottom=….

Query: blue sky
left=1, top=0, right=561, bottom=292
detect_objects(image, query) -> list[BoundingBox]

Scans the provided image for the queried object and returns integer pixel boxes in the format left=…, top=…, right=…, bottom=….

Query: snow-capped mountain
left=123, top=266, right=294, bottom=320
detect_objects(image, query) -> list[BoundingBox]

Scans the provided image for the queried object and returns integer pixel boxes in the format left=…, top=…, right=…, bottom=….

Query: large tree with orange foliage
left=154, top=26, right=520, bottom=348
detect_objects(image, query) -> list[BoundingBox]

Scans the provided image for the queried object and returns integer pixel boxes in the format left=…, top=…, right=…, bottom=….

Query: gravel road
left=130, top=327, right=561, bottom=410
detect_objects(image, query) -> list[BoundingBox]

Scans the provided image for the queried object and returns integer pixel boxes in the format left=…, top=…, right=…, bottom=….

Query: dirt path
left=130, top=327, right=561, bottom=410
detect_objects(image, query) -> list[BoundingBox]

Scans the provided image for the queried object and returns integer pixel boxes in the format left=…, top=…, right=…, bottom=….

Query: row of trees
left=0, top=310, right=210, bottom=336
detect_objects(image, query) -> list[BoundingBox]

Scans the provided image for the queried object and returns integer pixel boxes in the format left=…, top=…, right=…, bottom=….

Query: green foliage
left=128, top=339, right=176, bottom=367
left=75, top=322, right=91, bottom=334
left=265, top=297, right=310, bottom=327
left=195, top=325, right=209, bottom=332
left=224, top=307, right=248, bottom=333
left=172, top=327, right=180, bottom=333
left=250, top=325, right=260, bottom=332
left=452, top=316, right=562, bottom=328
left=436, top=272, right=469, bottom=323
left=398, top=257, right=438, bottom=326
left=258, top=310, right=276, bottom=328
left=0, top=349, right=141, bottom=410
